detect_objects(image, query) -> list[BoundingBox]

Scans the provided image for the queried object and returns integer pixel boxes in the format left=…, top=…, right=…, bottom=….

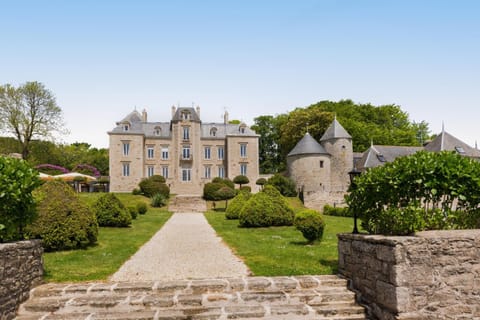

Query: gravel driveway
left=110, top=212, right=250, bottom=281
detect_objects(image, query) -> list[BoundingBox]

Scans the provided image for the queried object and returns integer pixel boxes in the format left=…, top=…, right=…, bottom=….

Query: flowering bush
left=35, top=163, right=69, bottom=175
left=73, top=164, right=101, bottom=177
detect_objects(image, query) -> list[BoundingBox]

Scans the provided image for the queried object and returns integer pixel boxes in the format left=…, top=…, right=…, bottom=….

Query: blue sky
left=1, top=0, right=479, bottom=148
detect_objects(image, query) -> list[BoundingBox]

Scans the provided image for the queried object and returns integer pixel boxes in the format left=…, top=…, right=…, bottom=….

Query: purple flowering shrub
left=73, top=164, right=101, bottom=177
left=35, top=164, right=70, bottom=175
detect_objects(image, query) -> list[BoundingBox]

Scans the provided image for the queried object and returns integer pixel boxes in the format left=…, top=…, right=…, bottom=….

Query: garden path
left=110, top=212, right=250, bottom=281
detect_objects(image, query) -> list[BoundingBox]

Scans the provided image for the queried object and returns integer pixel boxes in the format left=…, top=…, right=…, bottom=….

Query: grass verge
left=205, top=210, right=355, bottom=276
left=43, top=194, right=171, bottom=282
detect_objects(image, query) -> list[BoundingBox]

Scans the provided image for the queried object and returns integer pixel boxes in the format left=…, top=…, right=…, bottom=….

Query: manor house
left=108, top=107, right=260, bottom=194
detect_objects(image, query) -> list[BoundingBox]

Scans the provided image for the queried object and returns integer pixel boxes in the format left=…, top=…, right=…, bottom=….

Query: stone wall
left=0, top=240, right=43, bottom=320
left=338, top=230, right=480, bottom=320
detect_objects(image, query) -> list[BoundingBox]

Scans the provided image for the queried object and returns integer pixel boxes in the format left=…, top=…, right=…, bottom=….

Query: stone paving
left=17, top=275, right=366, bottom=319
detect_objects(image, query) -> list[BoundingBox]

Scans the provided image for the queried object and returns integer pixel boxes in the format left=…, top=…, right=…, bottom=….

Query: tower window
left=320, top=160, right=324, bottom=168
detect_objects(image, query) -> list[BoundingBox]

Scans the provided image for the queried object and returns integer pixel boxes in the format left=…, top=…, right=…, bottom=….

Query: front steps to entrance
left=168, top=195, right=207, bottom=213
left=17, top=275, right=366, bottom=320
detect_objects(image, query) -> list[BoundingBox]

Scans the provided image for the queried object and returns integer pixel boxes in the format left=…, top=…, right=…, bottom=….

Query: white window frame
left=182, top=168, right=191, bottom=182
left=217, top=146, right=224, bottom=160
left=147, top=166, right=154, bottom=177
left=240, top=163, right=247, bottom=176
left=122, top=163, right=130, bottom=176
left=162, top=166, right=169, bottom=179
left=204, top=166, right=211, bottom=179
left=147, top=146, right=154, bottom=159
left=183, top=126, right=190, bottom=140
left=218, top=166, right=224, bottom=178
left=240, top=143, right=247, bottom=158
left=204, top=146, right=211, bottom=159
left=161, top=147, right=169, bottom=160
left=182, top=146, right=191, bottom=159
left=123, top=142, right=130, bottom=156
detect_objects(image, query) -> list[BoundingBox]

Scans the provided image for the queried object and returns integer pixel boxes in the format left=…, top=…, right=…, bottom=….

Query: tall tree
left=251, top=115, right=285, bottom=174
left=0, top=82, right=65, bottom=159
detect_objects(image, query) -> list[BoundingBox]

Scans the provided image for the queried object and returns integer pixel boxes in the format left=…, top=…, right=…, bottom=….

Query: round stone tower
left=287, top=133, right=331, bottom=196
left=319, top=117, right=353, bottom=194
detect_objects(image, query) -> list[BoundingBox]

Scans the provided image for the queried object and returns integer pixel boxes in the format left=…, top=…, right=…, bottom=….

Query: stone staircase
left=168, top=195, right=207, bottom=213
left=17, top=275, right=366, bottom=320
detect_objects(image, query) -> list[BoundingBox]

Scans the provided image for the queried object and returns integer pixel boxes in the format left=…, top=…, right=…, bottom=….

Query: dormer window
left=377, top=154, right=386, bottom=162
left=154, top=126, right=161, bottom=136
left=210, top=127, right=217, bottom=137
left=455, top=146, right=466, bottom=154
left=239, top=124, right=246, bottom=134
left=123, top=123, right=130, bottom=132
left=181, top=111, right=190, bottom=121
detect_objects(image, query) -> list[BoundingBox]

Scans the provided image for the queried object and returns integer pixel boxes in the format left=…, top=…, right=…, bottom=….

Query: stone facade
left=338, top=230, right=480, bottom=320
left=287, top=118, right=353, bottom=210
left=0, top=240, right=43, bottom=320
left=109, top=107, right=260, bottom=195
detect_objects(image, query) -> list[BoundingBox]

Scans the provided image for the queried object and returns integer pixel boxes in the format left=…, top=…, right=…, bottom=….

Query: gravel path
left=110, top=212, right=250, bottom=281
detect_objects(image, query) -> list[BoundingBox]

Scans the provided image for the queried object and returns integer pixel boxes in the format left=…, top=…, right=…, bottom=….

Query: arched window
left=154, top=126, right=161, bottom=136
left=210, top=127, right=217, bottom=137
left=181, top=111, right=190, bottom=120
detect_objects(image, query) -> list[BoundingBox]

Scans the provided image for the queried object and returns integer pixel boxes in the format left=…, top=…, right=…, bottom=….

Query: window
left=123, top=124, right=129, bottom=132
left=182, top=168, right=191, bottom=181
left=320, top=160, right=324, bottom=168
left=204, top=166, right=211, bottom=179
left=217, top=146, right=224, bottom=160
left=240, top=143, right=247, bottom=158
left=455, top=146, right=466, bottom=154
left=239, top=124, right=246, bottom=134
left=183, top=126, right=190, bottom=140
left=123, top=142, right=130, bottom=156
left=182, top=146, right=191, bottom=159
left=154, top=126, right=161, bottom=136
left=210, top=127, right=217, bottom=136
left=161, top=147, right=169, bottom=160
left=218, top=166, right=224, bottom=178
left=162, top=166, right=169, bottom=179
left=147, top=146, right=154, bottom=159
left=377, top=154, right=386, bottom=162
left=147, top=166, right=154, bottom=177
left=240, top=163, right=247, bottom=176
left=182, top=111, right=190, bottom=120
left=204, top=146, right=211, bottom=159
left=122, top=163, right=130, bottom=177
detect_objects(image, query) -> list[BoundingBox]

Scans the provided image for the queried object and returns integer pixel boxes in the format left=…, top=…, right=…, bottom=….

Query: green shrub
left=139, top=177, right=170, bottom=198
left=239, top=187, right=294, bottom=227
left=132, top=188, right=142, bottom=195
left=203, top=182, right=224, bottom=200
left=127, top=206, right=138, bottom=219
left=347, top=151, right=480, bottom=235
left=323, top=204, right=352, bottom=217
left=151, top=193, right=167, bottom=207
left=92, top=193, right=131, bottom=227
left=212, top=177, right=235, bottom=189
left=0, top=157, right=41, bottom=242
left=150, top=175, right=166, bottom=183
left=240, top=186, right=251, bottom=193
left=225, top=190, right=251, bottom=220
left=27, top=180, right=98, bottom=251
left=294, top=209, right=326, bottom=243
left=255, top=178, right=267, bottom=189
left=215, top=186, right=236, bottom=208
left=233, top=175, right=249, bottom=188
left=136, top=202, right=148, bottom=215
left=266, top=174, right=297, bottom=197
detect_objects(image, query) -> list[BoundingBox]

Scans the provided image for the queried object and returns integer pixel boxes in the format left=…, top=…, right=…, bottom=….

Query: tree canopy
left=0, top=82, right=66, bottom=159
left=252, top=99, right=430, bottom=174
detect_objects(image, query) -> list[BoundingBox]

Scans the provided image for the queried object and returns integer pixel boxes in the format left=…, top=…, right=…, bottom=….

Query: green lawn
left=205, top=211, right=355, bottom=276
left=43, top=194, right=171, bottom=282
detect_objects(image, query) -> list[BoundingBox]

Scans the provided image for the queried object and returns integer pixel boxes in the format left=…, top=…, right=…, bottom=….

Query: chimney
left=171, top=105, right=176, bottom=118
left=196, top=106, right=200, bottom=119
left=142, top=109, right=147, bottom=122
left=224, top=111, right=229, bottom=124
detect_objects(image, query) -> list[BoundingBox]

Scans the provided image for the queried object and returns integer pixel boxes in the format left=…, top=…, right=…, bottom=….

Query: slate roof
left=171, top=107, right=201, bottom=122
left=320, top=118, right=352, bottom=141
left=424, top=130, right=480, bottom=158
left=201, top=123, right=258, bottom=138
left=287, top=133, right=329, bottom=157
left=357, top=145, right=423, bottom=170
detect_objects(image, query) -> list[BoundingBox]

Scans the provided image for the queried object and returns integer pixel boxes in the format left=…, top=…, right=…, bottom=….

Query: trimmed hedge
left=225, top=190, right=251, bottom=219
left=203, top=182, right=224, bottom=201
left=323, top=204, right=352, bottom=217
left=92, top=193, right=132, bottom=227
left=239, top=186, right=294, bottom=227
left=27, top=180, right=98, bottom=251
left=139, top=177, right=170, bottom=198
left=294, top=209, right=325, bottom=243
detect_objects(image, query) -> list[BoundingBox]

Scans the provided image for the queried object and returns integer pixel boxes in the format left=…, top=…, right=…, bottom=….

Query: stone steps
left=17, top=275, right=366, bottom=320
left=168, top=196, right=207, bottom=213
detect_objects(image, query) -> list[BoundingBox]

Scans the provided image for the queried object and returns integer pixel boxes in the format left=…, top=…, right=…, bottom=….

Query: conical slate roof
left=320, top=118, right=351, bottom=141
left=287, top=133, right=329, bottom=157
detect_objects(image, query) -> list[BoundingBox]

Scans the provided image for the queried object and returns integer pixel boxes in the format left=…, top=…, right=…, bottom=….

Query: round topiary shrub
left=294, top=209, right=326, bottom=243
left=233, top=175, right=250, bottom=188
left=27, top=180, right=98, bottom=251
left=0, top=157, right=40, bottom=242
left=255, top=178, right=267, bottom=189
left=127, top=206, right=138, bottom=219
left=239, top=188, right=294, bottom=227
left=225, top=190, right=251, bottom=220
left=150, top=175, right=166, bottom=183
left=203, top=182, right=224, bottom=200
left=138, top=177, right=170, bottom=198
left=92, top=193, right=131, bottom=227
left=212, top=177, right=235, bottom=189
left=136, top=202, right=148, bottom=215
